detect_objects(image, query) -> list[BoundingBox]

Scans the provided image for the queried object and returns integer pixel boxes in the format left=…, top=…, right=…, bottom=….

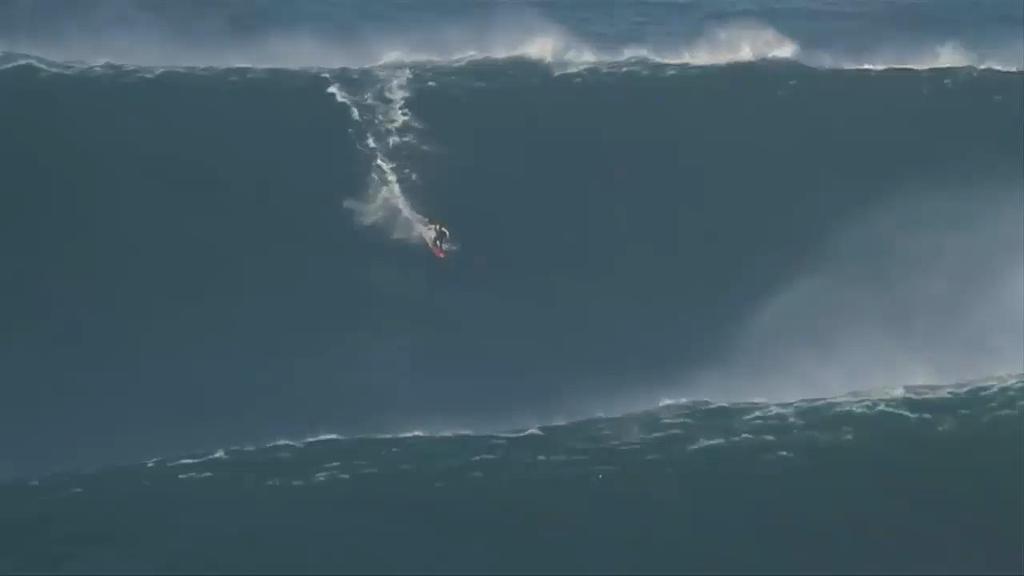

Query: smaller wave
left=266, top=440, right=302, bottom=448
left=686, top=433, right=777, bottom=451
left=833, top=402, right=932, bottom=420
left=497, top=427, right=545, bottom=438
left=836, top=42, right=1021, bottom=72
left=304, top=433, right=345, bottom=443
left=264, top=433, right=345, bottom=450
left=742, top=405, right=798, bottom=422
left=311, top=471, right=350, bottom=482
left=108, top=373, right=1019, bottom=483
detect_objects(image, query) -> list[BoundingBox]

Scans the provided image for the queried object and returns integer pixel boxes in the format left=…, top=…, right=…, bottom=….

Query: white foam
left=742, top=404, right=798, bottom=421
left=843, top=42, right=1020, bottom=72
left=687, top=437, right=726, bottom=451
left=337, top=68, right=434, bottom=245
left=267, top=439, right=302, bottom=448
left=659, top=417, right=692, bottom=424
left=643, top=429, right=685, bottom=439
left=834, top=401, right=931, bottom=420
left=440, top=429, right=475, bottom=436
left=326, top=84, right=361, bottom=121
left=498, top=427, right=544, bottom=437
left=312, top=470, right=349, bottom=482
left=661, top=22, right=800, bottom=65
left=177, top=472, right=214, bottom=480
left=739, top=433, right=777, bottom=442
left=167, top=449, right=227, bottom=466
left=304, top=433, right=344, bottom=443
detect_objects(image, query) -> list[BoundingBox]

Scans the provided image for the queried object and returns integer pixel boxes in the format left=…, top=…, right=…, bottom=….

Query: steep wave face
left=1, top=1, right=1022, bottom=485
left=1, top=57, right=1022, bottom=479
left=1, top=1, right=1022, bottom=572
left=1, top=376, right=1021, bottom=572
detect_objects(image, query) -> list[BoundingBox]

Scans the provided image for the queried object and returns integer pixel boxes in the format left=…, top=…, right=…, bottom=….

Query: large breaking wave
left=1, top=0, right=1022, bottom=71
left=0, top=0, right=1021, bottom=480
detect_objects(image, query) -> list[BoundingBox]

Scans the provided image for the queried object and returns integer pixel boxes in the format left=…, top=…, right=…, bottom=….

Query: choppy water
left=2, top=375, right=1021, bottom=572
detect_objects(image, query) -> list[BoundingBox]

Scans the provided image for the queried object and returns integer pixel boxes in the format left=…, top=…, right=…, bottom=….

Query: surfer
left=427, top=221, right=450, bottom=252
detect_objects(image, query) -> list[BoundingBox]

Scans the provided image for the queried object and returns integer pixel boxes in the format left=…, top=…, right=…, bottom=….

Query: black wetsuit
left=432, top=227, right=448, bottom=250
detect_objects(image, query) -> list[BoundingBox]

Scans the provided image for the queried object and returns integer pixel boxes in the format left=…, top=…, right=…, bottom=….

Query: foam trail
left=330, top=70, right=431, bottom=243
left=326, top=84, right=361, bottom=121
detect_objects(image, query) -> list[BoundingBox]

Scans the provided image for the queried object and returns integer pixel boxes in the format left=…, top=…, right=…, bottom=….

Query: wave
left=0, top=33, right=1020, bottom=481
left=3, top=21, right=1021, bottom=73
left=134, top=373, right=1020, bottom=468
left=4, top=374, right=1019, bottom=574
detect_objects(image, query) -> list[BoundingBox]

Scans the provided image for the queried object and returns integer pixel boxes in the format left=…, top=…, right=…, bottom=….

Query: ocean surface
left=1, top=0, right=1022, bottom=572
left=1, top=375, right=1022, bottom=572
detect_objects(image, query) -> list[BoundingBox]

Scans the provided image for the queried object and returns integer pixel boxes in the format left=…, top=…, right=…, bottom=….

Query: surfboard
left=421, top=232, right=446, bottom=258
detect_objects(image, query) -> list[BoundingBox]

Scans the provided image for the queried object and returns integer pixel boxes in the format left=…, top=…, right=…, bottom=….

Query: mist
left=1, top=0, right=1020, bottom=70
left=0, top=0, right=577, bottom=68
left=684, top=183, right=1024, bottom=403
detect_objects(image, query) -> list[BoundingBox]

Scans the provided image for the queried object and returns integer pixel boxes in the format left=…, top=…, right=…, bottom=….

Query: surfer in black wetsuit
left=428, top=221, right=449, bottom=251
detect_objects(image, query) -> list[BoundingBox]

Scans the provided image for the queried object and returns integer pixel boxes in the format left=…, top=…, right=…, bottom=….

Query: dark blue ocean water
left=1, top=0, right=1022, bottom=572
left=1, top=376, right=1021, bottom=572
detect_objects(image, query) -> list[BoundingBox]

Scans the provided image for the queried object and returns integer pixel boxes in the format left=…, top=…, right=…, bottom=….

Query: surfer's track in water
left=1, top=0, right=1022, bottom=572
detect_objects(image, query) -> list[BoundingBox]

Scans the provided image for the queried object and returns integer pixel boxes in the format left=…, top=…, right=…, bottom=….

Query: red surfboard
left=422, top=232, right=446, bottom=258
